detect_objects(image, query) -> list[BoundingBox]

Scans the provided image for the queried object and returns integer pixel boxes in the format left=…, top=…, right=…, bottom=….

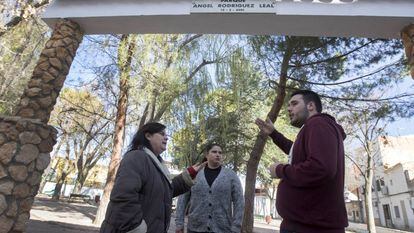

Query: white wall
left=379, top=193, right=414, bottom=231
left=373, top=164, right=414, bottom=231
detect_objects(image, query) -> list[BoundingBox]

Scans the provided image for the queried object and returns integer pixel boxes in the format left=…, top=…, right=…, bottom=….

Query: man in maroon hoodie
left=256, top=90, right=348, bottom=233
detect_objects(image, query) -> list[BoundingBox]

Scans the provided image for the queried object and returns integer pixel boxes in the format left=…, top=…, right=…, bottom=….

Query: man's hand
left=175, top=229, right=184, bottom=233
left=255, top=117, right=275, bottom=136
left=269, top=161, right=282, bottom=178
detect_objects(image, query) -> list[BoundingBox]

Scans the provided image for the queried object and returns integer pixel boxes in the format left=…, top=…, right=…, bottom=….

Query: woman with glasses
left=100, top=122, right=205, bottom=233
left=175, top=143, right=244, bottom=233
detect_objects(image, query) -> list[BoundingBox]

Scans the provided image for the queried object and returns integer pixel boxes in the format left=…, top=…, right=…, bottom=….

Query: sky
left=386, top=117, right=414, bottom=137
left=383, top=76, right=414, bottom=137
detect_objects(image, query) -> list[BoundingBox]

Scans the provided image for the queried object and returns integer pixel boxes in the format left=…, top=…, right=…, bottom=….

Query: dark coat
left=100, top=148, right=192, bottom=233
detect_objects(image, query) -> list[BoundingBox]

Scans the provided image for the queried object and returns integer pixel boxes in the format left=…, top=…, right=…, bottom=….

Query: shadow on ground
left=27, top=219, right=99, bottom=233
left=28, top=196, right=280, bottom=233
left=28, top=196, right=100, bottom=233
left=31, top=197, right=97, bottom=221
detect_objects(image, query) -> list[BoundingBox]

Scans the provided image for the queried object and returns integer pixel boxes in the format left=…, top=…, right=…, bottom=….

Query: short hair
left=291, top=90, right=322, bottom=113
left=129, top=122, right=166, bottom=152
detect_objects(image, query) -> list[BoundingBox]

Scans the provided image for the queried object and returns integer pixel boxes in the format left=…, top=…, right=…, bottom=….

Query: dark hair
left=291, top=90, right=322, bottom=113
left=205, top=143, right=222, bottom=153
left=196, top=143, right=222, bottom=163
left=129, top=122, right=166, bottom=152
left=203, top=143, right=222, bottom=160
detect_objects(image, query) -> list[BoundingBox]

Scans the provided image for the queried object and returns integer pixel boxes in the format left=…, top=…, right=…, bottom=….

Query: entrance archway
left=0, top=0, right=413, bottom=232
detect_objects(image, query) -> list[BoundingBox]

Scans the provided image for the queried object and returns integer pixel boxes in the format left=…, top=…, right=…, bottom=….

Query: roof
left=42, top=0, right=414, bottom=38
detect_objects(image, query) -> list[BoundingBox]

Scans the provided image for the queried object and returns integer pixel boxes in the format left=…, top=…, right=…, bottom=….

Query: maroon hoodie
left=271, top=113, right=348, bottom=233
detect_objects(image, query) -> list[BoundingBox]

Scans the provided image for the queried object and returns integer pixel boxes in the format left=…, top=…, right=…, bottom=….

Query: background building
left=349, top=135, right=414, bottom=231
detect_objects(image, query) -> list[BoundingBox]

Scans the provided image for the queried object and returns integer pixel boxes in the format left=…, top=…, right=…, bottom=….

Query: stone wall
left=0, top=116, right=57, bottom=232
left=0, top=18, right=83, bottom=233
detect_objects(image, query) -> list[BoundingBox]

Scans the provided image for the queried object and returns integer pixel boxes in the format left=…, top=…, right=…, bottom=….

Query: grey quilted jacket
left=175, top=167, right=244, bottom=233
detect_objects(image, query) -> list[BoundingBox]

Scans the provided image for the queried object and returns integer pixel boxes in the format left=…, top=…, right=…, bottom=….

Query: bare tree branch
left=0, top=0, right=50, bottom=37
left=289, top=39, right=378, bottom=68
left=286, top=60, right=401, bottom=86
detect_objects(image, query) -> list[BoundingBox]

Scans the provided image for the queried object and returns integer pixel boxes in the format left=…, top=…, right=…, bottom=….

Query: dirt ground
left=27, top=196, right=409, bottom=233
left=27, top=196, right=100, bottom=233
left=27, top=196, right=277, bottom=233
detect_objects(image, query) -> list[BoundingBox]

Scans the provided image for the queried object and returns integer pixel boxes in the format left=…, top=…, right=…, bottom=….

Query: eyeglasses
left=156, top=132, right=170, bottom=137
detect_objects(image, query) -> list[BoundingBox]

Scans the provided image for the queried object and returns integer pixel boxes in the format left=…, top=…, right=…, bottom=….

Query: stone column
left=0, top=19, right=83, bottom=233
left=401, top=24, right=414, bottom=79
left=14, top=19, right=84, bottom=123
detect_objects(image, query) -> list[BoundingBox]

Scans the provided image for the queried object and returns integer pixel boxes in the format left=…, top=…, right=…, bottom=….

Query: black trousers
left=187, top=230, right=214, bottom=233
left=280, top=229, right=297, bottom=233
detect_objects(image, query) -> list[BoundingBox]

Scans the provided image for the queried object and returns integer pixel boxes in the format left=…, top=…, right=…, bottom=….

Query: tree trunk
left=53, top=139, right=72, bottom=199
left=356, top=187, right=365, bottom=223
left=73, top=172, right=87, bottom=194
left=94, top=34, right=137, bottom=225
left=73, top=125, right=111, bottom=194
left=39, top=134, right=66, bottom=193
left=138, top=103, right=150, bottom=128
left=241, top=38, right=294, bottom=233
left=364, top=152, right=377, bottom=233
left=73, top=152, right=84, bottom=193
left=52, top=172, right=68, bottom=200
left=242, top=135, right=268, bottom=233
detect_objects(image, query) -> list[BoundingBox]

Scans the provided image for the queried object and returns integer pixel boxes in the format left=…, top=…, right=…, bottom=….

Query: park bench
left=68, top=193, right=91, bottom=203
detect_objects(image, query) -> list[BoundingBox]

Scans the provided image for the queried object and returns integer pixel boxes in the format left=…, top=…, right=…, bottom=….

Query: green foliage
left=0, top=18, right=49, bottom=114
left=169, top=39, right=275, bottom=173
left=127, top=34, right=206, bottom=125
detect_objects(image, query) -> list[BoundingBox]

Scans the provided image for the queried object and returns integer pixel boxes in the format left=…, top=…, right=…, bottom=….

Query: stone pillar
left=14, top=19, right=84, bottom=123
left=0, top=19, right=83, bottom=233
left=401, top=24, right=414, bottom=79
left=0, top=116, right=57, bottom=233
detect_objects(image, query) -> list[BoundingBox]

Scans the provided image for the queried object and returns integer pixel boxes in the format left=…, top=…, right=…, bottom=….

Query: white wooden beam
left=42, top=0, right=414, bottom=38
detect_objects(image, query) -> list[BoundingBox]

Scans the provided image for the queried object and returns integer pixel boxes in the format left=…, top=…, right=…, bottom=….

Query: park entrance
left=0, top=0, right=413, bottom=232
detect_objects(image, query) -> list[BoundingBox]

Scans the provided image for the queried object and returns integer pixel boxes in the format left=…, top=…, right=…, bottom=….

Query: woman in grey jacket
left=100, top=122, right=205, bottom=233
left=175, top=143, right=244, bottom=233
